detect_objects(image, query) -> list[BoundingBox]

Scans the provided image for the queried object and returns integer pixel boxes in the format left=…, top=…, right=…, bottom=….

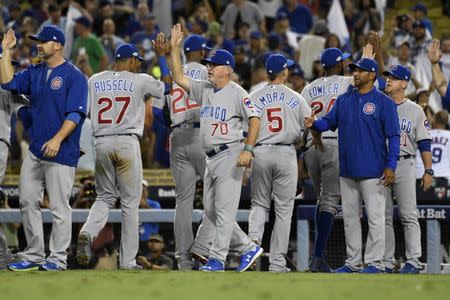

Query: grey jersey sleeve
left=152, top=95, right=167, bottom=109
left=298, top=95, right=312, bottom=129
left=416, top=107, right=431, bottom=142
left=140, top=74, right=165, bottom=99
left=188, top=79, right=210, bottom=105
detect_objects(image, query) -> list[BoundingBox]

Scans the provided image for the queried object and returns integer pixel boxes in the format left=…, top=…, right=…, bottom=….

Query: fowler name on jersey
left=253, top=91, right=300, bottom=114
left=306, top=83, right=340, bottom=98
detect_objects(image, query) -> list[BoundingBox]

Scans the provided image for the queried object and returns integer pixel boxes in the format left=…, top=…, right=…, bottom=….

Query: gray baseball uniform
left=248, top=83, right=311, bottom=272
left=384, top=99, right=431, bottom=270
left=81, top=70, right=165, bottom=269
left=0, top=88, right=27, bottom=269
left=301, top=75, right=353, bottom=215
left=188, top=79, right=258, bottom=263
left=153, top=61, right=216, bottom=270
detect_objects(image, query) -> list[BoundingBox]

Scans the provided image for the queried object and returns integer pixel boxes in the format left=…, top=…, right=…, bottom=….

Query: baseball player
left=247, top=54, right=311, bottom=272
left=76, top=41, right=172, bottom=270
left=169, top=24, right=262, bottom=272
left=305, top=58, right=400, bottom=274
left=1, top=26, right=88, bottom=271
left=0, top=49, right=28, bottom=270
left=383, top=64, right=432, bottom=274
left=152, top=34, right=217, bottom=270
left=300, top=48, right=352, bottom=272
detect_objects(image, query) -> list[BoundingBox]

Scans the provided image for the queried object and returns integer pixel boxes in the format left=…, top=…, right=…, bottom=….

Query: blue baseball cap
left=276, top=11, right=289, bottom=21
left=75, top=16, right=92, bottom=28
left=29, top=25, right=65, bottom=45
left=289, top=63, right=304, bottom=78
left=183, top=34, right=211, bottom=53
left=383, top=64, right=411, bottom=81
left=0, top=48, right=19, bottom=66
left=265, top=53, right=294, bottom=74
left=250, top=31, right=262, bottom=39
left=320, top=48, right=351, bottom=68
left=349, top=58, right=378, bottom=73
left=115, top=43, right=145, bottom=62
left=201, top=49, right=235, bottom=68
left=412, top=20, right=426, bottom=29
left=411, top=3, right=427, bottom=14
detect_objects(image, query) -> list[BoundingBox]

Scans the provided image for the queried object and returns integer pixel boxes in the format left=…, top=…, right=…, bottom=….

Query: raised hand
left=368, top=32, right=381, bottom=56
left=361, top=43, right=375, bottom=60
left=1, top=29, right=17, bottom=50
left=153, top=32, right=169, bottom=56
left=304, top=110, right=316, bottom=129
left=428, top=39, right=442, bottom=64
left=170, top=23, right=183, bottom=50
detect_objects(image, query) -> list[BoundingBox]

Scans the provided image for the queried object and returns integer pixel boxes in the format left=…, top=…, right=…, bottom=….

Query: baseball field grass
left=1, top=271, right=449, bottom=300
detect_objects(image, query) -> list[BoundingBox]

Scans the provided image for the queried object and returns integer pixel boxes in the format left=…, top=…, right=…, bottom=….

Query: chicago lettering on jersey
left=200, top=105, right=227, bottom=121
left=93, top=79, right=135, bottom=93
left=253, top=91, right=299, bottom=114
left=432, top=136, right=449, bottom=146
left=307, top=83, right=340, bottom=98
left=184, top=69, right=202, bottom=80
left=400, top=118, right=413, bottom=133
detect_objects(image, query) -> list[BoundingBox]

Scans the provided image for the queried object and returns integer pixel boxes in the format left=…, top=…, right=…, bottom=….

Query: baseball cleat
left=294, top=187, right=304, bottom=200
left=332, top=265, right=357, bottom=273
left=200, top=259, right=225, bottom=272
left=384, top=267, right=394, bottom=274
left=191, top=251, right=208, bottom=265
left=399, top=263, right=420, bottom=274
left=236, top=245, right=263, bottom=272
left=77, top=231, right=92, bottom=267
left=309, top=256, right=331, bottom=273
left=359, top=266, right=384, bottom=274
left=8, top=260, right=40, bottom=272
left=39, top=261, right=65, bottom=271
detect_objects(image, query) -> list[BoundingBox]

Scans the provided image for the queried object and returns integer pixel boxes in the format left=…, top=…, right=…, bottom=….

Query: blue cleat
left=359, top=266, right=384, bottom=274
left=384, top=267, right=394, bottom=274
left=333, top=265, right=357, bottom=273
left=310, top=256, right=332, bottom=273
left=200, top=259, right=225, bottom=272
left=8, top=260, right=40, bottom=272
left=39, top=261, right=65, bottom=271
left=236, top=245, right=263, bottom=272
left=399, top=263, right=420, bottom=274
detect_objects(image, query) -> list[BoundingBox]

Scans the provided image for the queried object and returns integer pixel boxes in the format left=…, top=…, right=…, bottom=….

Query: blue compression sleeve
left=65, top=111, right=82, bottom=125
left=418, top=139, right=431, bottom=152
left=158, top=56, right=171, bottom=95
left=18, top=106, right=32, bottom=132
left=386, top=135, right=400, bottom=170
left=312, top=118, right=331, bottom=132
left=152, top=107, right=168, bottom=127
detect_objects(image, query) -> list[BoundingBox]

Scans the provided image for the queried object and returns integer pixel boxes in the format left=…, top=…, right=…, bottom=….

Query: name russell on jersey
left=93, top=79, right=135, bottom=93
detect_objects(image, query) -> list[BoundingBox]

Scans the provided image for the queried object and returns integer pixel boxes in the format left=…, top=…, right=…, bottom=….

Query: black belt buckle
left=398, top=154, right=413, bottom=160
left=206, top=144, right=229, bottom=158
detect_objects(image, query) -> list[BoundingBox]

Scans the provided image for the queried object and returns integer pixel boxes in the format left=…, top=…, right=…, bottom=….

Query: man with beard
left=305, top=58, right=400, bottom=274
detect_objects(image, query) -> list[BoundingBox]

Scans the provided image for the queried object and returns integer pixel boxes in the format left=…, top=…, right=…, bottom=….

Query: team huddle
left=0, top=22, right=446, bottom=273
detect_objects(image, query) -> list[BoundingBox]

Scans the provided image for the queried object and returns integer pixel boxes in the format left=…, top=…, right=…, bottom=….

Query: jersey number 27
left=98, top=96, right=131, bottom=124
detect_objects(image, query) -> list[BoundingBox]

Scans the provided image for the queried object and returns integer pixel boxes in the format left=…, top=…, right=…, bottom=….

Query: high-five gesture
left=428, top=39, right=442, bottom=64
left=304, top=110, right=316, bottom=128
left=153, top=32, right=170, bottom=57
left=171, top=23, right=183, bottom=50
left=361, top=43, right=375, bottom=60
left=1, top=29, right=17, bottom=50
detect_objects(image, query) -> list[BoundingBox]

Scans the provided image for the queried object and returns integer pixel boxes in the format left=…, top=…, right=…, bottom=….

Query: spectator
left=408, top=20, right=432, bottom=66
left=288, top=63, right=306, bottom=93
left=247, top=31, right=265, bottom=69
left=439, top=35, right=450, bottom=81
left=415, top=88, right=434, bottom=123
left=272, top=11, right=296, bottom=58
left=22, top=0, right=48, bottom=26
left=137, top=234, right=174, bottom=270
left=410, top=3, right=433, bottom=35
left=220, top=0, right=265, bottom=40
left=71, top=16, right=108, bottom=73
left=40, top=4, right=66, bottom=32
left=234, top=45, right=252, bottom=91
left=5, top=4, right=21, bottom=32
left=138, top=180, right=161, bottom=242
left=130, top=14, right=159, bottom=63
left=428, top=39, right=450, bottom=108
left=276, top=0, right=313, bottom=34
left=92, top=0, right=134, bottom=38
left=257, top=0, right=283, bottom=32
left=100, top=18, right=125, bottom=68
left=206, top=21, right=235, bottom=54
left=325, top=33, right=342, bottom=50
left=392, top=14, right=413, bottom=48
left=352, top=0, right=381, bottom=36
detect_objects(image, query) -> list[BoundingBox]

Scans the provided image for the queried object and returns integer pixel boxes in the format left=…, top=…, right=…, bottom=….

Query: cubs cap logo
left=243, top=97, right=254, bottom=109
left=51, top=76, right=63, bottom=90
left=363, top=102, right=375, bottom=114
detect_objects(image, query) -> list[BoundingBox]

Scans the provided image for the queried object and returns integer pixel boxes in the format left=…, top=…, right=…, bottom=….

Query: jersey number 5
left=267, top=107, right=283, bottom=133
left=98, top=96, right=131, bottom=124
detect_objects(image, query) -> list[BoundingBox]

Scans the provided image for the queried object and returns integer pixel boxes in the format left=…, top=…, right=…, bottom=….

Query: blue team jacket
left=2, top=61, right=88, bottom=167
left=313, top=86, right=400, bottom=178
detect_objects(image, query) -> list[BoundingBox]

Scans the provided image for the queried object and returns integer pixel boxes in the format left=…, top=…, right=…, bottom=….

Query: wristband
left=158, top=56, right=170, bottom=77
left=243, top=144, right=254, bottom=154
